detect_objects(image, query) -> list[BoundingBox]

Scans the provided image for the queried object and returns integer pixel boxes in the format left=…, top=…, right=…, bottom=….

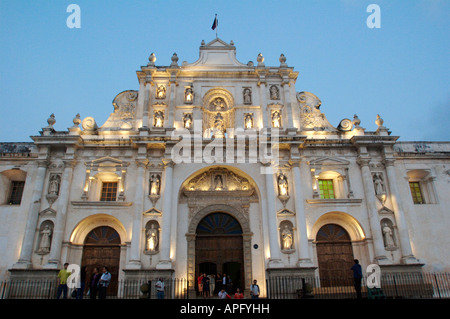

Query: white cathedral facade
left=1, top=38, right=449, bottom=296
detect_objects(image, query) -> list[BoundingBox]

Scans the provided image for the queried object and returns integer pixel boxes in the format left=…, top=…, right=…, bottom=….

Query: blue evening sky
left=0, top=0, right=448, bottom=142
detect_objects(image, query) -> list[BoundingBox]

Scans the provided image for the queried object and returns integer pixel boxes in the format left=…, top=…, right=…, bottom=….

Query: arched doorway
left=195, top=213, right=244, bottom=295
left=316, top=224, right=355, bottom=287
left=81, top=226, right=121, bottom=296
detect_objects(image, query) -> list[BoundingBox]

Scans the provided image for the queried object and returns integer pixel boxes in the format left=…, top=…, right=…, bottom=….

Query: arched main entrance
left=81, top=226, right=121, bottom=296
left=316, top=224, right=355, bottom=287
left=195, top=213, right=244, bottom=295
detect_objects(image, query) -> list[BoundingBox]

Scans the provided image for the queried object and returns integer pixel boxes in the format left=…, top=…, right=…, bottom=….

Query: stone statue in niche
left=272, top=110, right=281, bottom=128
left=382, top=223, right=396, bottom=249
left=154, top=111, right=164, bottom=127
left=149, top=174, right=161, bottom=195
left=146, top=224, right=159, bottom=252
left=213, top=112, right=225, bottom=137
left=277, top=173, right=289, bottom=196
left=183, top=113, right=193, bottom=129
left=244, top=113, right=253, bottom=129
left=37, top=224, right=52, bottom=254
left=269, top=85, right=279, bottom=100
left=156, top=85, right=166, bottom=99
left=243, top=88, right=252, bottom=104
left=185, top=87, right=194, bottom=104
left=48, top=174, right=61, bottom=196
left=214, top=174, right=224, bottom=190
left=373, top=173, right=385, bottom=195
left=281, top=224, right=293, bottom=250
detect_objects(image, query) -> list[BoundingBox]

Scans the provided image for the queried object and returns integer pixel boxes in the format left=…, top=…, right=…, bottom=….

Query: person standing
left=208, top=274, right=215, bottom=297
left=202, top=273, right=210, bottom=298
left=98, top=266, right=111, bottom=299
left=351, top=259, right=363, bottom=299
left=76, top=266, right=87, bottom=299
left=156, top=278, right=165, bottom=299
left=89, top=267, right=100, bottom=299
left=56, top=263, right=71, bottom=299
left=250, top=280, right=260, bottom=299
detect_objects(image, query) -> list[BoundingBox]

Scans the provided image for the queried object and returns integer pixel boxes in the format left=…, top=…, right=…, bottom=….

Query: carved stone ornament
left=97, top=90, right=138, bottom=131
left=180, top=167, right=257, bottom=219
left=297, top=91, right=336, bottom=131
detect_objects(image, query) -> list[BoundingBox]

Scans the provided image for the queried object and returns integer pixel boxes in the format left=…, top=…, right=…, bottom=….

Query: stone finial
left=279, top=53, right=287, bottom=67
left=257, top=53, right=265, bottom=66
left=170, top=53, right=179, bottom=67
left=375, top=114, right=384, bottom=128
left=230, top=40, right=234, bottom=45
left=47, top=113, right=56, bottom=128
left=73, top=113, right=81, bottom=127
left=148, top=52, right=156, bottom=66
left=201, top=40, right=205, bottom=46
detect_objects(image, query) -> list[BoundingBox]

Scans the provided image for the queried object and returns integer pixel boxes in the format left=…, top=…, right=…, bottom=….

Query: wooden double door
left=195, top=213, right=244, bottom=293
left=316, top=224, right=355, bottom=287
left=81, top=226, right=121, bottom=296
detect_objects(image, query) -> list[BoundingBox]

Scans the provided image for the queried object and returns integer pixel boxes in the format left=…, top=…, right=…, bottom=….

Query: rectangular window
left=100, top=182, right=117, bottom=202
left=9, top=181, right=25, bottom=205
left=319, top=179, right=335, bottom=199
left=409, top=182, right=424, bottom=204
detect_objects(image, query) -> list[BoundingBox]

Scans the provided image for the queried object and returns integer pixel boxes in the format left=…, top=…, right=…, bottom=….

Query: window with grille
left=9, top=181, right=25, bottom=205
left=319, top=179, right=335, bottom=199
left=409, top=182, right=424, bottom=204
left=100, top=182, right=117, bottom=201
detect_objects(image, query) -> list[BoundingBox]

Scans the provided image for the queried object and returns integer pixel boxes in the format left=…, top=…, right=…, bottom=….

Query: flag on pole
left=211, top=14, right=218, bottom=30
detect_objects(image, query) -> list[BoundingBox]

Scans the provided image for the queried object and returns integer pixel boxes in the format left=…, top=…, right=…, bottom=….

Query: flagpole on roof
left=212, top=13, right=218, bottom=39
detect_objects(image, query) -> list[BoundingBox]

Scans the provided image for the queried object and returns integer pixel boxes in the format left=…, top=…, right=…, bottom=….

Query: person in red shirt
left=233, top=287, right=244, bottom=299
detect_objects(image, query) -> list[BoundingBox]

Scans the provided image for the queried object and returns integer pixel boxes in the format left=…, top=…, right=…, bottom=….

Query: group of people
left=196, top=273, right=260, bottom=299
left=56, top=263, right=112, bottom=299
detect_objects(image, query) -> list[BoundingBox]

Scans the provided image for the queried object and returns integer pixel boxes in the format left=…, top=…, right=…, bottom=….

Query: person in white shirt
left=98, top=266, right=111, bottom=299
left=156, top=278, right=165, bottom=299
left=250, top=279, right=260, bottom=299
left=218, top=287, right=230, bottom=299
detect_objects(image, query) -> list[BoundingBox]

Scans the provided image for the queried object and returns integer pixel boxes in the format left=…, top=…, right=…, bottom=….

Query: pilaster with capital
left=357, top=157, right=390, bottom=264
left=262, top=162, right=283, bottom=267
left=45, top=159, right=76, bottom=268
left=14, top=159, right=49, bottom=268
left=157, top=159, right=175, bottom=269
left=383, top=157, right=417, bottom=264
left=127, top=158, right=149, bottom=269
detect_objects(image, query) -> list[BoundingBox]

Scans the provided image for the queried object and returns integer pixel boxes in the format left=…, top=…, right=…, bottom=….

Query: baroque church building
left=1, top=38, right=449, bottom=296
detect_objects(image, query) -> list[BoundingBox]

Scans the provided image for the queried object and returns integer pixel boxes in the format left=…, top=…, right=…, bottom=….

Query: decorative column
left=384, top=158, right=418, bottom=264
left=291, top=161, right=314, bottom=267
left=281, top=78, right=294, bottom=129
left=13, top=159, right=48, bottom=269
left=263, top=163, right=283, bottom=268
left=257, top=71, right=269, bottom=128
left=45, top=159, right=76, bottom=268
left=141, top=82, right=151, bottom=129
left=357, top=158, right=390, bottom=264
left=127, top=158, right=148, bottom=269
left=157, top=159, right=175, bottom=269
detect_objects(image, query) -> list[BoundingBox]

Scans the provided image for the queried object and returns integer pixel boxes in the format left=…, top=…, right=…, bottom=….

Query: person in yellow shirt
left=56, top=263, right=71, bottom=299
